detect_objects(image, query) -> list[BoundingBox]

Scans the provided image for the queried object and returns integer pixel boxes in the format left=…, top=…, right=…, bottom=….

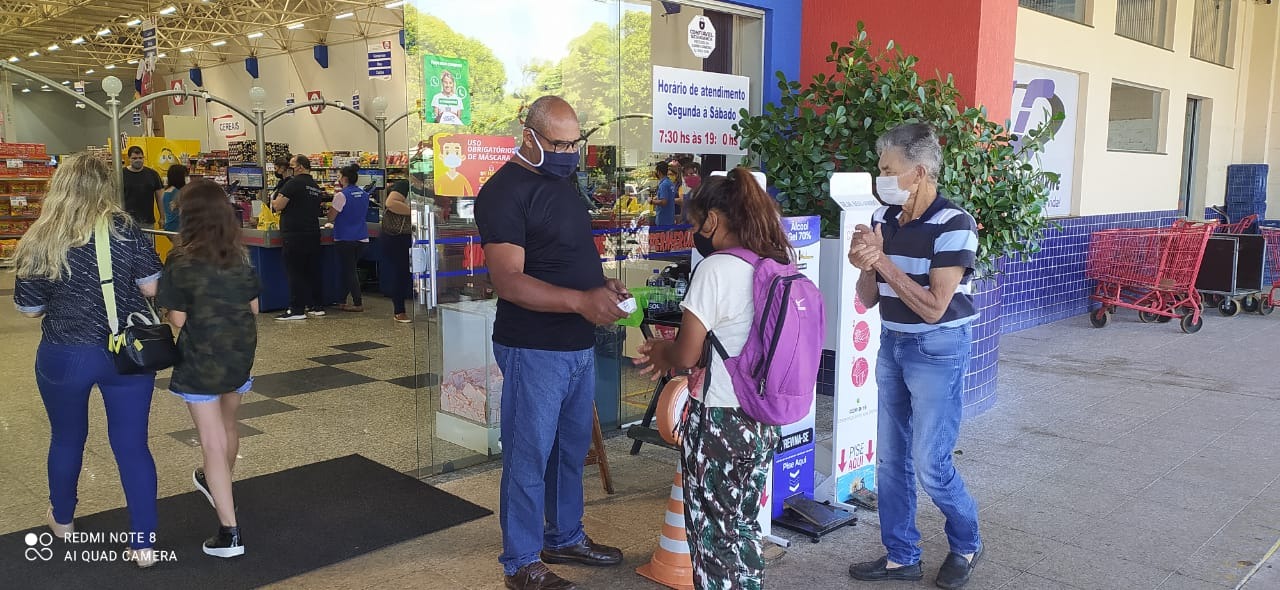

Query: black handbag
left=95, top=219, right=179, bottom=375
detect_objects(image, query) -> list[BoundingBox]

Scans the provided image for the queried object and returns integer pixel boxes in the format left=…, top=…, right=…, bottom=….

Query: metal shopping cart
left=1086, top=223, right=1216, bottom=334
left=1263, top=227, right=1280, bottom=314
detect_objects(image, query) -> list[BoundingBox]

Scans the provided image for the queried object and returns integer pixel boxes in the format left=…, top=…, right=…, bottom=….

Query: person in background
left=159, top=179, right=260, bottom=559
left=329, top=164, right=371, bottom=312
left=678, top=161, right=701, bottom=224
left=652, top=161, right=676, bottom=227
left=475, top=95, right=629, bottom=590
left=271, top=155, right=325, bottom=321
left=272, top=155, right=293, bottom=196
left=13, top=154, right=163, bottom=568
left=634, top=167, right=791, bottom=589
left=161, top=164, right=188, bottom=234
left=383, top=165, right=428, bottom=324
left=846, top=123, right=983, bottom=590
left=122, top=146, right=164, bottom=230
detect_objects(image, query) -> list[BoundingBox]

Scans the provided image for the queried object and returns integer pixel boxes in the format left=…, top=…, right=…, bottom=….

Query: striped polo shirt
left=872, top=195, right=979, bottom=333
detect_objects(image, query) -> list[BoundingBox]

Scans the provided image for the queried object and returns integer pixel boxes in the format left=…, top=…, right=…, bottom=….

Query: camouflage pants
left=680, top=400, right=780, bottom=590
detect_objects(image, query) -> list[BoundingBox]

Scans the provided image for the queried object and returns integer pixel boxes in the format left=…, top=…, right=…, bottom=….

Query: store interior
left=1, top=0, right=767, bottom=486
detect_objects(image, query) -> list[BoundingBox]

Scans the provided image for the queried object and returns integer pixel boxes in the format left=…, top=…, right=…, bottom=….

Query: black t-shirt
left=279, top=173, right=324, bottom=235
left=158, top=252, right=260, bottom=394
left=273, top=174, right=290, bottom=196
left=122, top=167, right=163, bottom=224
left=474, top=162, right=603, bottom=351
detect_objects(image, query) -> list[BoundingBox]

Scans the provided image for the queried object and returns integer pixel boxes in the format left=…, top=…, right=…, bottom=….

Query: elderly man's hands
left=848, top=224, right=885, bottom=272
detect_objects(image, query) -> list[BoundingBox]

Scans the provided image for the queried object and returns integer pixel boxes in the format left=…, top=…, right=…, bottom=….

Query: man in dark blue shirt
left=474, top=95, right=630, bottom=590
left=847, top=123, right=983, bottom=590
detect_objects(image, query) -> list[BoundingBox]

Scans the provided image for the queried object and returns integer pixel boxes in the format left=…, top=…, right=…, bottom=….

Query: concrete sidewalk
left=271, top=310, right=1280, bottom=590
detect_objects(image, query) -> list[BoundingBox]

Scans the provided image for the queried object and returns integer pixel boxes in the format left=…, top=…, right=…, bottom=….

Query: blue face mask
left=518, top=127, right=580, bottom=179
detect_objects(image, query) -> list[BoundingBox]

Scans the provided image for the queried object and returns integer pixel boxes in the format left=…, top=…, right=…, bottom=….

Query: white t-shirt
left=680, top=254, right=755, bottom=408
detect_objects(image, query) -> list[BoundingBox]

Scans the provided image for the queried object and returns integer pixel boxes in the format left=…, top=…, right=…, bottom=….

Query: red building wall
left=800, top=0, right=1017, bottom=124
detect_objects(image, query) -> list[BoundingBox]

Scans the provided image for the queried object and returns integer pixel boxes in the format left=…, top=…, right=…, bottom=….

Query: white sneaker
left=307, top=308, right=326, bottom=317
left=275, top=312, right=307, bottom=321
left=125, top=546, right=157, bottom=568
left=46, top=506, right=73, bottom=540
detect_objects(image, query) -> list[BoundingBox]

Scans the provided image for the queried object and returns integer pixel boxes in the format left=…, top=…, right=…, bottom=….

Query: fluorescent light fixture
left=105, top=64, right=116, bottom=69
left=128, top=59, right=138, bottom=64
left=210, top=40, right=227, bottom=46
left=62, top=81, right=70, bottom=85
left=127, top=19, right=142, bottom=26
left=180, top=47, right=194, bottom=53
left=98, top=28, right=111, bottom=36
left=385, top=1, right=406, bottom=7
left=21, top=88, right=30, bottom=93
left=247, top=32, right=264, bottom=39
left=41, top=87, right=52, bottom=92
left=48, top=44, right=60, bottom=51
left=28, top=51, right=39, bottom=57
left=287, top=22, right=304, bottom=30
left=156, top=52, right=167, bottom=58
left=86, top=68, right=95, bottom=74
left=41, top=84, right=48, bottom=89
left=335, top=12, right=354, bottom=19
left=72, top=37, right=86, bottom=45
left=159, top=6, right=177, bottom=15
left=6, top=56, right=17, bottom=62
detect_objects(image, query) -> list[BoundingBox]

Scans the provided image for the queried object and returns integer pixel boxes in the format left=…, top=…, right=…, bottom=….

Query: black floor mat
left=0, top=454, right=492, bottom=589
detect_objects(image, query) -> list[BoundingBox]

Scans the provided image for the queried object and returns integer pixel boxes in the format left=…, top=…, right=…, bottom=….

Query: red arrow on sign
left=865, top=440, right=875, bottom=463
left=838, top=448, right=847, bottom=472
left=760, top=486, right=769, bottom=507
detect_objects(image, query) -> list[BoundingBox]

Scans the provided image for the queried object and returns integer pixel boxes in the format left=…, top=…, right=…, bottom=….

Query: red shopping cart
left=1086, top=223, right=1216, bottom=333
left=1263, top=227, right=1280, bottom=313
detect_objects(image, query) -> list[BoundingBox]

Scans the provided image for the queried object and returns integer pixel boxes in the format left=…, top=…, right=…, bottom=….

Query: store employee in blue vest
left=475, top=95, right=630, bottom=590
left=846, top=123, right=983, bottom=590
left=328, top=163, right=370, bottom=313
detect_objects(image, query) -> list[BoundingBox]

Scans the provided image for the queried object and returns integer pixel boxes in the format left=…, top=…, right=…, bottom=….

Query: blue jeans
left=35, top=341, right=158, bottom=549
left=876, top=325, right=981, bottom=565
left=494, top=343, right=595, bottom=576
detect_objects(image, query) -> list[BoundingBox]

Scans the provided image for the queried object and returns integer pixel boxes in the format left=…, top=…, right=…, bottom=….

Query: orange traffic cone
left=637, top=467, right=694, bottom=590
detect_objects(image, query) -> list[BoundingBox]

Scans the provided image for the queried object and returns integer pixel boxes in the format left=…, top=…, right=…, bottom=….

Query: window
left=1115, top=0, right=1173, bottom=49
left=1019, top=0, right=1088, bottom=24
left=1108, top=81, right=1166, bottom=153
left=1191, top=0, right=1234, bottom=66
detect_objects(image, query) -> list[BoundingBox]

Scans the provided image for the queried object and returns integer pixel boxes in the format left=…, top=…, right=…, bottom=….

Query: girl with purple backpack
left=635, top=166, right=803, bottom=589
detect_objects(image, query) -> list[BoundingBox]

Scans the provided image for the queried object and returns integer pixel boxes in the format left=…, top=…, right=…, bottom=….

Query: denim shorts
left=170, top=377, right=253, bottom=404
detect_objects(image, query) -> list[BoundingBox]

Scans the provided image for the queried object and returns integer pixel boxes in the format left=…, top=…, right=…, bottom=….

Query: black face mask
left=693, top=224, right=716, bottom=258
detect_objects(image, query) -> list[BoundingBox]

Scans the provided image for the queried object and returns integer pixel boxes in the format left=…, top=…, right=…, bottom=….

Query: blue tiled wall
left=1000, top=210, right=1181, bottom=333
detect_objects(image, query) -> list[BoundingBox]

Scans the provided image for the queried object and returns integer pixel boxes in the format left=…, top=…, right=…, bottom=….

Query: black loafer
left=540, top=536, right=623, bottom=567
left=935, top=546, right=983, bottom=589
left=504, top=562, right=576, bottom=590
left=849, top=556, right=924, bottom=581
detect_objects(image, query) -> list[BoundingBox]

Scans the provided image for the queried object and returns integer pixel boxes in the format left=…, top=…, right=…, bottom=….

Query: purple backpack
left=704, top=248, right=825, bottom=426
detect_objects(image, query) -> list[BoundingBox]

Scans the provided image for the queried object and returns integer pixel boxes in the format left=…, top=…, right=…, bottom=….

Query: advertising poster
left=769, top=215, right=822, bottom=519
left=424, top=54, right=471, bottom=126
left=651, top=65, right=748, bottom=156
left=1012, top=62, right=1079, bottom=218
left=432, top=134, right=517, bottom=197
left=817, top=173, right=882, bottom=507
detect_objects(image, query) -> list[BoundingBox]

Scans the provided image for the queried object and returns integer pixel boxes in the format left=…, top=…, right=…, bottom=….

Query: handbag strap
left=94, top=218, right=119, bottom=336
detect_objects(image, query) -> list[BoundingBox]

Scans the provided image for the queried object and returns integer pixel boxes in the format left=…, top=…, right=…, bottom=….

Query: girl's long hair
left=684, top=166, right=793, bottom=265
left=14, top=153, right=128, bottom=281
left=167, top=164, right=188, bottom=190
left=176, top=179, right=247, bottom=268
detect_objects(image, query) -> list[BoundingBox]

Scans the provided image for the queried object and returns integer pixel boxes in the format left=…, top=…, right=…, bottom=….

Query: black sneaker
left=202, top=525, right=244, bottom=558
left=193, top=468, right=214, bottom=508
left=275, top=311, right=307, bottom=321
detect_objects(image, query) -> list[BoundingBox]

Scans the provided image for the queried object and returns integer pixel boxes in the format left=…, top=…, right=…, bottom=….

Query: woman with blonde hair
left=13, top=153, right=163, bottom=568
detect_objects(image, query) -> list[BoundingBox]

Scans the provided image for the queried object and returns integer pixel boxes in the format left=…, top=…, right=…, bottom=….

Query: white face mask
left=442, top=154, right=463, bottom=169
left=875, top=174, right=912, bottom=206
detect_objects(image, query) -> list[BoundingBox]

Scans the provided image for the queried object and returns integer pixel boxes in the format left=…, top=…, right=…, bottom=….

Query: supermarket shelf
left=0, top=234, right=26, bottom=238
left=0, top=195, right=43, bottom=199
left=0, top=215, right=39, bottom=220
left=0, top=177, right=52, bottom=181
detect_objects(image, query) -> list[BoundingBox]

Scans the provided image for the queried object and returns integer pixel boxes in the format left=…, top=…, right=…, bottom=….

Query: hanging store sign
left=688, top=15, right=716, bottom=59
left=651, top=65, right=748, bottom=156
left=307, top=90, right=325, bottom=114
left=171, top=80, right=185, bottom=105
left=352, top=91, right=361, bottom=112
left=368, top=40, right=393, bottom=80
left=423, top=54, right=471, bottom=126
left=1012, top=62, right=1079, bottom=218
left=286, top=93, right=295, bottom=116
left=212, top=113, right=247, bottom=140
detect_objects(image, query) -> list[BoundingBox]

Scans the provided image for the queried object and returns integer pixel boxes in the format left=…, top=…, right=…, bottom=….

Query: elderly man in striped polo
left=846, top=123, right=984, bottom=590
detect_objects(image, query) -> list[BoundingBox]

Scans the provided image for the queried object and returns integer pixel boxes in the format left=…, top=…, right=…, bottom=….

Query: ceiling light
left=98, top=28, right=112, bottom=36
left=335, top=12, right=354, bottom=19
left=287, top=22, right=304, bottom=30
left=41, top=84, right=48, bottom=89
left=105, top=64, right=116, bottom=69
left=62, top=81, right=70, bottom=85
left=86, top=68, right=95, bottom=74
left=127, top=19, right=142, bottom=26
left=210, top=40, right=227, bottom=46
left=128, top=59, right=138, bottom=64
left=386, top=1, right=406, bottom=8
left=180, top=47, right=194, bottom=53
left=7, top=56, right=17, bottom=63
left=41, top=87, right=52, bottom=92
left=156, top=52, right=167, bottom=58
left=48, top=44, right=60, bottom=51
left=72, top=37, right=85, bottom=45
left=28, top=51, right=39, bottom=57
left=21, top=88, right=30, bottom=93
left=247, top=32, right=264, bottom=39
left=159, top=6, right=177, bottom=15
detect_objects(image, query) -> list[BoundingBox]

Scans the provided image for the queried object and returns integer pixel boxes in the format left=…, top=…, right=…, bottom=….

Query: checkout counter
left=242, top=222, right=389, bottom=312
